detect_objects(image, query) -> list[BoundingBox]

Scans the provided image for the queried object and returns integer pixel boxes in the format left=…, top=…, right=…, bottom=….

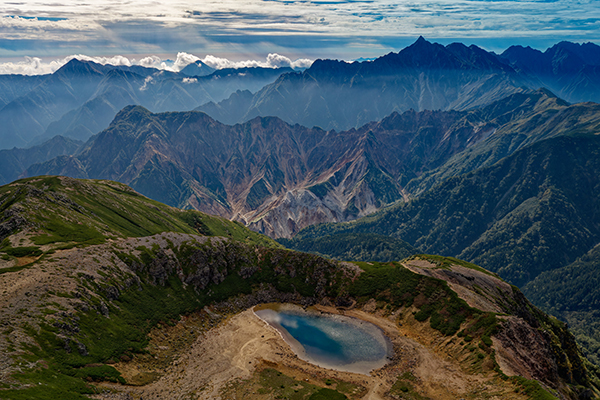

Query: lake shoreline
left=253, top=303, right=393, bottom=375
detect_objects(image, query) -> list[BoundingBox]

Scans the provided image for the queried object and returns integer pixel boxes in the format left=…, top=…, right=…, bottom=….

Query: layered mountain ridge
left=2, top=37, right=600, bottom=399
left=24, top=89, right=600, bottom=239
left=196, top=37, right=531, bottom=130
left=195, top=38, right=600, bottom=132
left=292, top=134, right=600, bottom=287
left=286, top=132, right=600, bottom=363
left=0, top=135, right=82, bottom=185
left=3, top=38, right=600, bottom=151
left=501, top=41, right=600, bottom=103
left=0, top=59, right=291, bottom=149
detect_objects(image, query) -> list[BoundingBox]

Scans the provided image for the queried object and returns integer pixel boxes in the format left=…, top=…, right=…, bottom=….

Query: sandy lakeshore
left=95, top=302, right=521, bottom=400
left=102, top=307, right=400, bottom=399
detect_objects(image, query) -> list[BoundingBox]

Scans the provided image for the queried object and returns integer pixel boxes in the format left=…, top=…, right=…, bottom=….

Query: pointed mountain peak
left=180, top=60, right=216, bottom=77
left=387, top=36, right=468, bottom=70
left=533, top=88, right=569, bottom=106
left=55, top=58, right=106, bottom=77
left=60, top=58, right=98, bottom=69
left=109, top=105, right=153, bottom=126
left=409, top=36, right=434, bottom=50
left=403, top=36, right=444, bottom=54
left=55, top=58, right=87, bottom=72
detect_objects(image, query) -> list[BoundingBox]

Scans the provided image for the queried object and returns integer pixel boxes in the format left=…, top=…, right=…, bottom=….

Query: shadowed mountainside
left=23, top=104, right=485, bottom=238
left=523, top=244, right=600, bottom=367
left=277, top=232, right=418, bottom=262
left=196, top=37, right=531, bottom=131
left=502, top=41, right=600, bottom=104
left=0, top=136, right=82, bottom=186
left=198, top=39, right=600, bottom=132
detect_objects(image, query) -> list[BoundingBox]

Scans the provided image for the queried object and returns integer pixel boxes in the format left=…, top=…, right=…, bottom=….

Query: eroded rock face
left=0, top=206, right=28, bottom=241
left=404, top=258, right=589, bottom=391
left=246, top=189, right=341, bottom=239
left=494, top=316, right=558, bottom=381
left=25, top=102, right=499, bottom=238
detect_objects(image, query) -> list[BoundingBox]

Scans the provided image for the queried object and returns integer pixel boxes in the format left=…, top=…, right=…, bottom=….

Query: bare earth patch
left=94, top=304, right=528, bottom=400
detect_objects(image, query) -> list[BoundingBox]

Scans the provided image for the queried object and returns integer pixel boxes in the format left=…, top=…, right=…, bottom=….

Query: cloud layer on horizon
left=1, top=0, right=599, bottom=62
left=0, top=52, right=314, bottom=76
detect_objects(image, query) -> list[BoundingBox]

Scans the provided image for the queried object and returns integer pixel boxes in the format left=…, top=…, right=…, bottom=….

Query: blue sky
left=1, top=0, right=599, bottom=74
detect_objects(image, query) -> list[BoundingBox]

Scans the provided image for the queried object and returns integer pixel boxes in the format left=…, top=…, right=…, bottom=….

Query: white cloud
left=0, top=56, right=63, bottom=75
left=173, top=52, right=201, bottom=70
left=138, top=56, right=172, bottom=71
left=0, top=52, right=314, bottom=76
left=2, top=1, right=600, bottom=61
left=0, top=54, right=134, bottom=75
left=139, top=75, right=154, bottom=91
left=182, top=77, right=198, bottom=84
left=266, top=53, right=313, bottom=69
left=0, top=15, right=93, bottom=32
left=200, top=53, right=313, bottom=70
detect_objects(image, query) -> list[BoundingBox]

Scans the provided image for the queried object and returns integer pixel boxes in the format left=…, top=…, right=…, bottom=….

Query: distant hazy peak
left=54, top=58, right=108, bottom=77
left=502, top=40, right=600, bottom=75
left=180, top=60, right=216, bottom=77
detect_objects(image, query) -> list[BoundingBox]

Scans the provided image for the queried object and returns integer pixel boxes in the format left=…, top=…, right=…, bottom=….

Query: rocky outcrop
left=404, top=257, right=590, bottom=392
left=0, top=208, right=27, bottom=241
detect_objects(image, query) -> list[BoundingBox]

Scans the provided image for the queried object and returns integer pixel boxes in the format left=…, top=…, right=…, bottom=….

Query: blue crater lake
left=254, top=304, right=393, bottom=374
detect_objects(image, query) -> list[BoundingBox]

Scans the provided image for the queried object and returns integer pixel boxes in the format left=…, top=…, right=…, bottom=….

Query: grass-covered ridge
left=349, top=260, right=474, bottom=335
left=0, top=235, right=355, bottom=399
left=15, top=246, right=587, bottom=399
left=0, top=176, right=278, bottom=250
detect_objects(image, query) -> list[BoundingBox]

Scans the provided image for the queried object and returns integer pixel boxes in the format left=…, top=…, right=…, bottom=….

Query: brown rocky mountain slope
left=26, top=89, right=600, bottom=239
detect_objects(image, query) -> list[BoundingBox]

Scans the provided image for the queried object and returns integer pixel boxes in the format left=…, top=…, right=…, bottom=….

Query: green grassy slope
left=0, top=176, right=595, bottom=399
left=0, top=175, right=278, bottom=251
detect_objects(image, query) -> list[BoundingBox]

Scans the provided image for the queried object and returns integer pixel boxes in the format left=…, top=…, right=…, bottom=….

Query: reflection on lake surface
left=254, top=304, right=393, bottom=375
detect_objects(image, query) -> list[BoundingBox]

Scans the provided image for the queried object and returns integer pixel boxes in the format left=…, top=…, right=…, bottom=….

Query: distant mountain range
left=196, top=37, right=530, bottom=130
left=0, top=135, right=81, bottom=185
left=3, top=37, right=600, bottom=151
left=0, top=59, right=291, bottom=149
left=501, top=41, right=600, bottom=103
left=196, top=38, right=600, bottom=131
